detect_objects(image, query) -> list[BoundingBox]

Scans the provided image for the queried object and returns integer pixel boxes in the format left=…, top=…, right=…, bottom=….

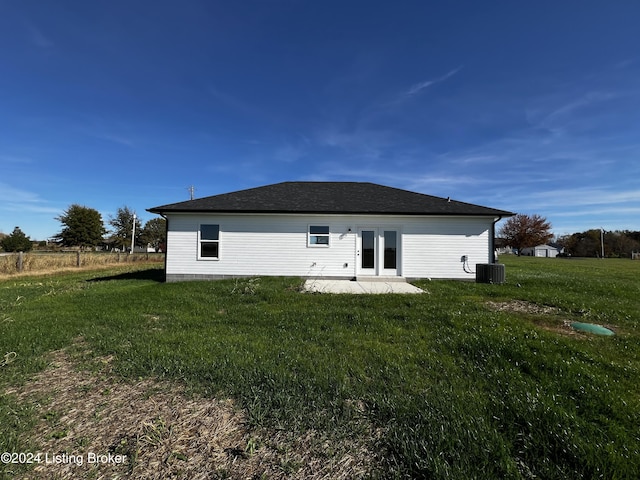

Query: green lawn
left=1, top=257, right=639, bottom=478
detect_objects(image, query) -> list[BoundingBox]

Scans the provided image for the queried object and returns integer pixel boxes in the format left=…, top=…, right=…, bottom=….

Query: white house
left=520, top=244, right=564, bottom=258
left=148, top=182, right=513, bottom=282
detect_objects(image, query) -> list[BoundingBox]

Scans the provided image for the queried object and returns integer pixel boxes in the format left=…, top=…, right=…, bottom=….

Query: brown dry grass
left=0, top=253, right=163, bottom=278
left=4, top=341, right=380, bottom=479
left=484, top=300, right=560, bottom=316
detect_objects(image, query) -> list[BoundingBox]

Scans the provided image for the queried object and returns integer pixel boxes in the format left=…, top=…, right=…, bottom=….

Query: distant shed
left=521, top=244, right=563, bottom=258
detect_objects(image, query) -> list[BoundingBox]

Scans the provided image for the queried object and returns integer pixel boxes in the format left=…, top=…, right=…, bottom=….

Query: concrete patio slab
left=303, top=279, right=424, bottom=294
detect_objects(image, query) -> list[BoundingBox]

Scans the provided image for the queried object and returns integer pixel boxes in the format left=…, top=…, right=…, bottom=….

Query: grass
left=0, top=251, right=164, bottom=276
left=1, top=257, right=639, bottom=478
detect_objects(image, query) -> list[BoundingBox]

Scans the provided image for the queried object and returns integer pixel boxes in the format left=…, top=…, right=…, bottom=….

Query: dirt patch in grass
left=4, top=342, right=380, bottom=479
left=485, top=300, right=582, bottom=336
left=485, top=300, right=560, bottom=316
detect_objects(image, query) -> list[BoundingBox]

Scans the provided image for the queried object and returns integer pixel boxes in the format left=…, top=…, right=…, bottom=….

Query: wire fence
left=0, top=251, right=164, bottom=276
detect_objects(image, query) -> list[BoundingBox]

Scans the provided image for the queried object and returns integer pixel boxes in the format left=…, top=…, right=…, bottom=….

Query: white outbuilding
left=521, top=244, right=564, bottom=258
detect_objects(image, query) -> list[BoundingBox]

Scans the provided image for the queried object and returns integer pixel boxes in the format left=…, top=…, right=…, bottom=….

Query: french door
left=357, top=228, right=399, bottom=276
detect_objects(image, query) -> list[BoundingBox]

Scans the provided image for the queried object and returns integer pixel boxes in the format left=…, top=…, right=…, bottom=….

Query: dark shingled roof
left=148, top=182, right=513, bottom=217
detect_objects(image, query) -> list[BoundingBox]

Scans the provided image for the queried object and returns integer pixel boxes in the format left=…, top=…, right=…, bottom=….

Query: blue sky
left=2, top=1, right=640, bottom=240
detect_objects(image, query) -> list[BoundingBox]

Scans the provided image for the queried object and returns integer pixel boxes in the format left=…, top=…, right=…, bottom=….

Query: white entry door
left=357, top=228, right=399, bottom=276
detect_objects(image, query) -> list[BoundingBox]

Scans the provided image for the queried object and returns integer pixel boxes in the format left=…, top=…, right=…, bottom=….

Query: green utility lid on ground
left=571, top=322, right=615, bottom=336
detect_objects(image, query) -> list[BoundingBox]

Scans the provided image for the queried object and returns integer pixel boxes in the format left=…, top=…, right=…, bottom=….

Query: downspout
left=491, top=216, right=503, bottom=264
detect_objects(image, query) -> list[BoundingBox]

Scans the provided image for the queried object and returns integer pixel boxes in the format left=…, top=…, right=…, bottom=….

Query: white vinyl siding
left=164, top=213, right=493, bottom=280
left=401, top=217, right=490, bottom=279
left=167, top=215, right=354, bottom=278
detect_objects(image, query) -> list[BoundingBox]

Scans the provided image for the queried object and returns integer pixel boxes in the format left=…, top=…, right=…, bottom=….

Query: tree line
left=557, top=230, right=640, bottom=258
left=498, top=213, right=640, bottom=258
left=0, top=205, right=166, bottom=253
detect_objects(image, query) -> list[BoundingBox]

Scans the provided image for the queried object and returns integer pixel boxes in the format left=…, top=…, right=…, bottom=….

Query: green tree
left=140, top=217, right=166, bottom=251
left=108, top=206, right=142, bottom=251
left=55, top=204, right=106, bottom=249
left=1, top=226, right=33, bottom=252
left=559, top=229, right=600, bottom=257
left=559, top=229, right=640, bottom=258
left=499, top=213, right=553, bottom=255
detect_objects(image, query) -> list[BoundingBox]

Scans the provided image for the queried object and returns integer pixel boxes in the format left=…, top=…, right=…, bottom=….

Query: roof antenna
left=188, top=185, right=195, bottom=200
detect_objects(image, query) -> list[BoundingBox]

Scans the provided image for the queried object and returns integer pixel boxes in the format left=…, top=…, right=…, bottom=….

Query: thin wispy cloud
left=91, top=132, right=136, bottom=147
left=614, top=56, right=639, bottom=69
left=207, top=84, right=287, bottom=133
left=315, top=128, right=392, bottom=161
left=75, top=122, right=137, bottom=147
left=25, top=21, right=54, bottom=48
left=208, top=85, right=256, bottom=116
left=317, top=164, right=485, bottom=193
left=376, top=66, right=463, bottom=111
left=273, top=143, right=306, bottom=163
left=524, top=188, right=640, bottom=208
left=0, top=154, right=33, bottom=164
left=552, top=206, right=640, bottom=217
left=207, top=84, right=280, bottom=126
left=0, top=183, right=44, bottom=204
left=539, top=91, right=618, bottom=127
left=3, top=203, right=60, bottom=215
left=405, top=67, right=462, bottom=96
left=0, top=183, right=59, bottom=215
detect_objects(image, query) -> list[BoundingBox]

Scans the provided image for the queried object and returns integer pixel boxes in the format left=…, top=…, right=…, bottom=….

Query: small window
left=308, top=225, right=330, bottom=247
left=199, top=224, right=219, bottom=259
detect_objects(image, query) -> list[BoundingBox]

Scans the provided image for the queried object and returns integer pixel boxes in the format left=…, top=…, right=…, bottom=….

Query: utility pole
left=188, top=185, right=195, bottom=200
left=600, top=228, right=605, bottom=259
left=130, top=213, right=136, bottom=254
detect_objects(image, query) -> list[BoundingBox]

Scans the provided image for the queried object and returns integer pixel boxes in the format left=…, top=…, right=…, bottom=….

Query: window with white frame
left=308, top=225, right=330, bottom=247
left=199, top=224, right=219, bottom=259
